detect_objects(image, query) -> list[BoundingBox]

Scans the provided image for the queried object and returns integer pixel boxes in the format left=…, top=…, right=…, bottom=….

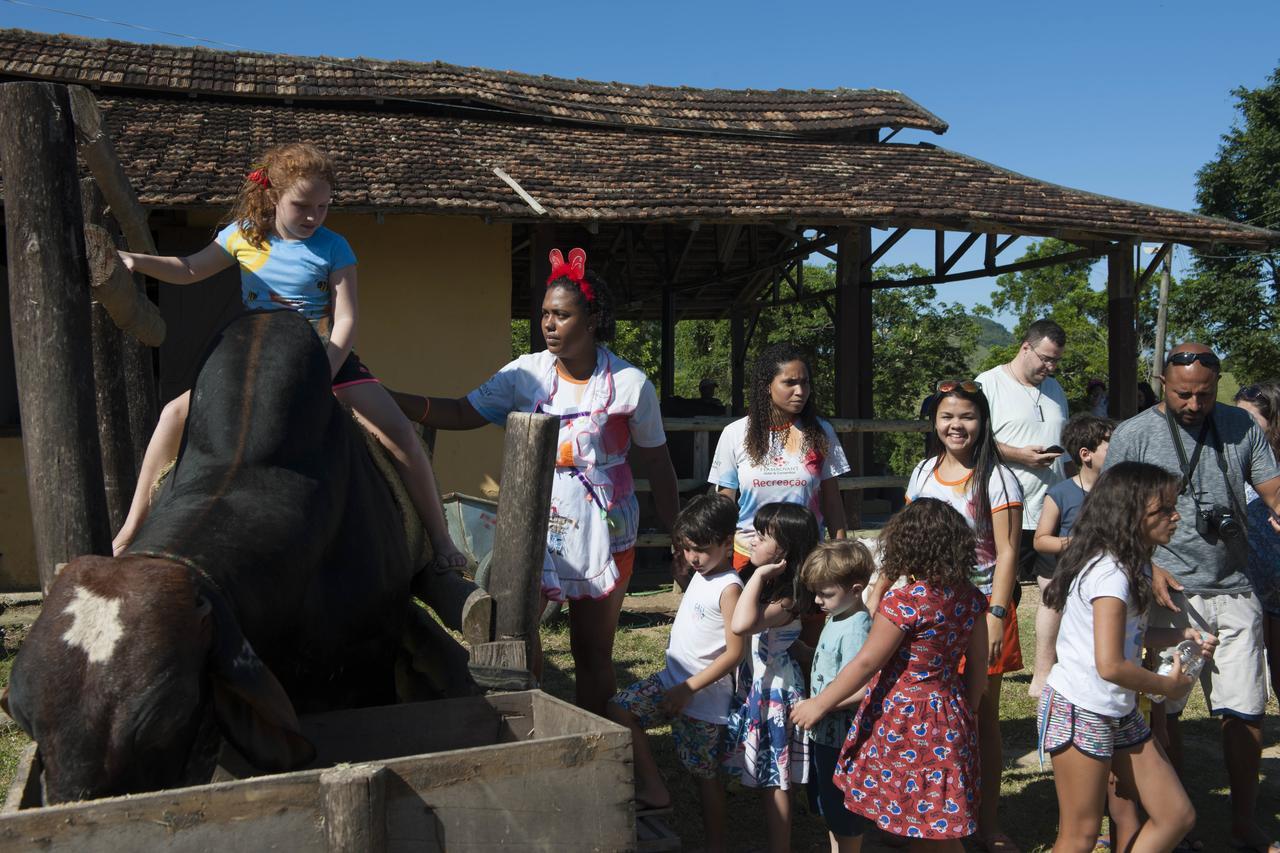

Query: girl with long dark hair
left=1234, top=381, right=1280, bottom=699
left=723, top=502, right=821, bottom=852
left=1040, top=461, right=1217, bottom=852
left=708, top=343, right=849, bottom=571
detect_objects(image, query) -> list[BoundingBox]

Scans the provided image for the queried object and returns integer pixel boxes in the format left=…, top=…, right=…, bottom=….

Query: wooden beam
left=0, top=82, right=112, bottom=590
left=486, top=413, right=558, bottom=675
left=1107, top=244, right=1138, bottom=419
left=767, top=223, right=838, bottom=261
left=717, top=223, right=743, bottom=269
left=862, top=227, right=909, bottom=270
left=675, top=232, right=840, bottom=295
left=81, top=178, right=138, bottom=535
left=935, top=230, right=946, bottom=276
left=730, top=305, right=746, bottom=415
left=868, top=247, right=1102, bottom=290
left=661, top=286, right=675, bottom=402
left=942, top=232, right=982, bottom=274
left=671, top=227, right=699, bottom=283
left=1138, top=243, right=1172, bottom=287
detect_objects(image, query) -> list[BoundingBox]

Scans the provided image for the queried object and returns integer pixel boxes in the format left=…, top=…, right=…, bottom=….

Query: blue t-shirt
left=1044, top=477, right=1087, bottom=538
left=215, top=223, right=356, bottom=324
left=807, top=608, right=871, bottom=747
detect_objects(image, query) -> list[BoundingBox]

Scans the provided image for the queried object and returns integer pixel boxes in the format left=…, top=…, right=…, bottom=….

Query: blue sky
left=3, top=0, right=1277, bottom=327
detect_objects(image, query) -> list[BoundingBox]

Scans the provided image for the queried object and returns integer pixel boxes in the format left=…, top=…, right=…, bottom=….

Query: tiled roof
left=91, top=95, right=1277, bottom=249
left=0, top=29, right=947, bottom=136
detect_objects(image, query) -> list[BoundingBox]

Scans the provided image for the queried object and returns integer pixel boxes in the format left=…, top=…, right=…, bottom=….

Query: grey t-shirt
left=1104, top=403, right=1280, bottom=594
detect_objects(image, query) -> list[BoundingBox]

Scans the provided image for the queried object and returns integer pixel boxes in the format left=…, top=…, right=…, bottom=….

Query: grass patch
left=0, top=586, right=1273, bottom=851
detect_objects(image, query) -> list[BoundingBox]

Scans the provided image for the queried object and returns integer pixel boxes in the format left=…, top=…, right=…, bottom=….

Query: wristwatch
left=989, top=604, right=1008, bottom=619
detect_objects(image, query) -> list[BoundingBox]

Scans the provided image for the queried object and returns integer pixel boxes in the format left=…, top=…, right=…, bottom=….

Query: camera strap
left=1163, top=406, right=1210, bottom=496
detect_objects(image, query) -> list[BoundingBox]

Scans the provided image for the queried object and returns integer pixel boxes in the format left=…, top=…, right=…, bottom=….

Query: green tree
left=1175, top=65, right=1280, bottom=383
left=978, top=238, right=1162, bottom=407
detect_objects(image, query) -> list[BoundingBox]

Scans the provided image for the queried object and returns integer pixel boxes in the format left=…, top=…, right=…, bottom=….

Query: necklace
left=1005, top=363, right=1043, bottom=421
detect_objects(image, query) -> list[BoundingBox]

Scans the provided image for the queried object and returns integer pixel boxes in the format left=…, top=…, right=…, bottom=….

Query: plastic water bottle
left=1145, top=640, right=1204, bottom=703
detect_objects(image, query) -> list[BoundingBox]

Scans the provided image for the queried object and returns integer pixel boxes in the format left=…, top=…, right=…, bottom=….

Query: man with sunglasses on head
left=1104, top=341, right=1280, bottom=853
left=976, top=319, right=1071, bottom=584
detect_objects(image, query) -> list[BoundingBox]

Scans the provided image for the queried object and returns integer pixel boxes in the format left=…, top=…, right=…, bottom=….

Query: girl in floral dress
left=723, top=502, right=820, bottom=853
left=792, top=498, right=989, bottom=850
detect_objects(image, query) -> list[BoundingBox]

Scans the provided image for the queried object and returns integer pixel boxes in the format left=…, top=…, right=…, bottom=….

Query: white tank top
left=659, top=568, right=744, bottom=724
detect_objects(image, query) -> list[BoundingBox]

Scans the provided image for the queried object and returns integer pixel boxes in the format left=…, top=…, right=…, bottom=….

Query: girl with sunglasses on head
left=872, top=379, right=1023, bottom=851
left=1234, top=381, right=1280, bottom=699
left=390, top=249, right=680, bottom=716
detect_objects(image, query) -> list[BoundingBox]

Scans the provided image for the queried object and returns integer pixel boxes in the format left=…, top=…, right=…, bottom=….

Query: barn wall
left=0, top=213, right=511, bottom=591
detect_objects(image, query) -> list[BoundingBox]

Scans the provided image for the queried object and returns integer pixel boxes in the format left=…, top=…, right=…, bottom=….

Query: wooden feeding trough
left=1, top=691, right=637, bottom=851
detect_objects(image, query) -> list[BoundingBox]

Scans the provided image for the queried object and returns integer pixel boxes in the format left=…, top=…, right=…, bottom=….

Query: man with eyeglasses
left=975, top=319, right=1071, bottom=584
left=1104, top=341, right=1280, bottom=853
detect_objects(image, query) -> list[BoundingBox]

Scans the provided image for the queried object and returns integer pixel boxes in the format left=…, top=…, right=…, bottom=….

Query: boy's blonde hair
left=799, top=540, right=874, bottom=590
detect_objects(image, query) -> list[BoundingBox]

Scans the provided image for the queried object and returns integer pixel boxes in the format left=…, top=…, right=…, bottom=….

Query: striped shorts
left=1037, top=686, right=1151, bottom=761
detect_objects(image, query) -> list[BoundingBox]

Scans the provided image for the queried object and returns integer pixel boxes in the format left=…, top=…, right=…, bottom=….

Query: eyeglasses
left=1027, top=346, right=1062, bottom=368
left=1237, top=384, right=1263, bottom=402
left=1165, top=351, right=1221, bottom=369
left=936, top=379, right=982, bottom=394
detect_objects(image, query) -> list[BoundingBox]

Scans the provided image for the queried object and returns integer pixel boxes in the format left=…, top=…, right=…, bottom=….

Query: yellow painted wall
left=0, top=213, right=511, bottom=591
left=329, top=213, right=510, bottom=497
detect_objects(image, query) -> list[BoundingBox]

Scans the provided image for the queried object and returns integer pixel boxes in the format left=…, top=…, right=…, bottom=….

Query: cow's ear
left=201, top=593, right=315, bottom=771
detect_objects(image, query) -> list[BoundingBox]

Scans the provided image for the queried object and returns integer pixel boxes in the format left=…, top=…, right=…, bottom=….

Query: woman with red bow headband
left=393, top=248, right=681, bottom=715
left=112, top=143, right=465, bottom=572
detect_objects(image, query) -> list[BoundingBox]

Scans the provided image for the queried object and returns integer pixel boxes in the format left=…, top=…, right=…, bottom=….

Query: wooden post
left=661, top=286, right=675, bottom=402
left=81, top=179, right=138, bottom=533
left=529, top=224, right=554, bottom=353
left=1107, top=244, right=1137, bottom=419
left=470, top=412, right=558, bottom=688
left=0, top=82, right=112, bottom=589
left=730, top=305, right=746, bottom=415
left=835, top=227, right=873, bottom=528
left=320, top=763, right=388, bottom=853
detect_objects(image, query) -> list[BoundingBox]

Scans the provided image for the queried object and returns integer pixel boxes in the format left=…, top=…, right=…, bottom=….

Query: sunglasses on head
left=1165, top=351, right=1221, bottom=369
left=1237, top=384, right=1263, bottom=402
left=936, top=379, right=982, bottom=394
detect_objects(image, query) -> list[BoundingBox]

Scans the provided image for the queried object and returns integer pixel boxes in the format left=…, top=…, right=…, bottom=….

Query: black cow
left=2, top=310, right=415, bottom=803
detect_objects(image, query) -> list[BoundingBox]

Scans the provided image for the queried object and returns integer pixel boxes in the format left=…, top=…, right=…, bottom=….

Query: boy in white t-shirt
left=607, top=493, right=745, bottom=853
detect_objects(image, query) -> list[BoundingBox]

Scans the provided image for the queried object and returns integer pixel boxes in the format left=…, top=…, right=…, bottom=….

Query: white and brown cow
left=3, top=310, right=416, bottom=803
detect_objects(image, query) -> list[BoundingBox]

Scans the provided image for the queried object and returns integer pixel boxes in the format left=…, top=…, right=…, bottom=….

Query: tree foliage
left=1176, top=65, right=1280, bottom=383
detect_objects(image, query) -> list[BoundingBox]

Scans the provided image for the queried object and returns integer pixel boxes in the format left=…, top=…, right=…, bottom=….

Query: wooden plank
left=66, top=85, right=157, bottom=255
left=862, top=226, right=908, bottom=270
left=942, top=232, right=982, bottom=274
left=1139, top=242, right=1172, bottom=286
left=692, top=430, right=710, bottom=481
left=321, top=763, right=388, bottom=853
left=2, top=744, right=39, bottom=813
left=869, top=246, right=1102, bottom=290
left=470, top=640, right=539, bottom=691
left=81, top=179, right=138, bottom=534
left=0, top=81, right=112, bottom=589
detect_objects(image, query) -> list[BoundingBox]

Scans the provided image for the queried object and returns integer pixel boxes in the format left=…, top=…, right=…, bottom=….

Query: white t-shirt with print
left=974, top=365, right=1069, bottom=528
left=1045, top=553, right=1148, bottom=717
left=708, top=416, right=850, bottom=554
left=905, top=458, right=1022, bottom=593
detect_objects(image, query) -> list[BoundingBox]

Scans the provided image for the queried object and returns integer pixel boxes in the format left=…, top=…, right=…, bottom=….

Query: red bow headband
left=547, top=248, right=593, bottom=303
left=247, top=167, right=270, bottom=188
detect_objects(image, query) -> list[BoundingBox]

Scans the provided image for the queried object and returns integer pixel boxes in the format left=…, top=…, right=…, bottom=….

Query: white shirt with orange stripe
left=905, top=458, right=1023, bottom=593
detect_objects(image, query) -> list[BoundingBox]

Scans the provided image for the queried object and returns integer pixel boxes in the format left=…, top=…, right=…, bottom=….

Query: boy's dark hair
left=1023, top=319, right=1066, bottom=348
left=672, top=492, right=737, bottom=548
left=879, top=498, right=976, bottom=590
left=1061, top=413, right=1115, bottom=466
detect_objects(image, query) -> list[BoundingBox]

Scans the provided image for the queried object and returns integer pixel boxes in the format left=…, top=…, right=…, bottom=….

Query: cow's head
left=1, top=555, right=313, bottom=803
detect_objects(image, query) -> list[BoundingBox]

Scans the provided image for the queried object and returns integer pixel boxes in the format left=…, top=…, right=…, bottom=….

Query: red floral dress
left=834, top=580, right=984, bottom=840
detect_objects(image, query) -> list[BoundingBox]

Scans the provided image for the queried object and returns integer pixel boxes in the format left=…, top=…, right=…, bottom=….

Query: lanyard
left=1163, top=407, right=1212, bottom=496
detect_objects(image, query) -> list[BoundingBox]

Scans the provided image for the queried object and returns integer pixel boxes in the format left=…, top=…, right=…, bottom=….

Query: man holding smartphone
left=975, top=319, right=1070, bottom=582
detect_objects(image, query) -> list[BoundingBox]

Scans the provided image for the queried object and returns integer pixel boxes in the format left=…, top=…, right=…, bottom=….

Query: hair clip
left=246, top=168, right=270, bottom=188
left=547, top=248, right=593, bottom=302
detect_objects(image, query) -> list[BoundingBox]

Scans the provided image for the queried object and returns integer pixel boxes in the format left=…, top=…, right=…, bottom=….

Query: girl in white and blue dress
left=723, top=502, right=821, bottom=853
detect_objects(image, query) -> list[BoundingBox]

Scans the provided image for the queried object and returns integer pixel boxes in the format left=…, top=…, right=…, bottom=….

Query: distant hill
left=973, top=315, right=1013, bottom=348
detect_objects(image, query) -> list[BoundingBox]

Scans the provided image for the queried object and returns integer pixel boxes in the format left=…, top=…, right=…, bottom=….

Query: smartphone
left=1043, top=445, right=1066, bottom=455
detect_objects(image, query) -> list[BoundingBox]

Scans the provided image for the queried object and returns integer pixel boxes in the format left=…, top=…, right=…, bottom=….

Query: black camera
left=1196, top=504, right=1243, bottom=541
